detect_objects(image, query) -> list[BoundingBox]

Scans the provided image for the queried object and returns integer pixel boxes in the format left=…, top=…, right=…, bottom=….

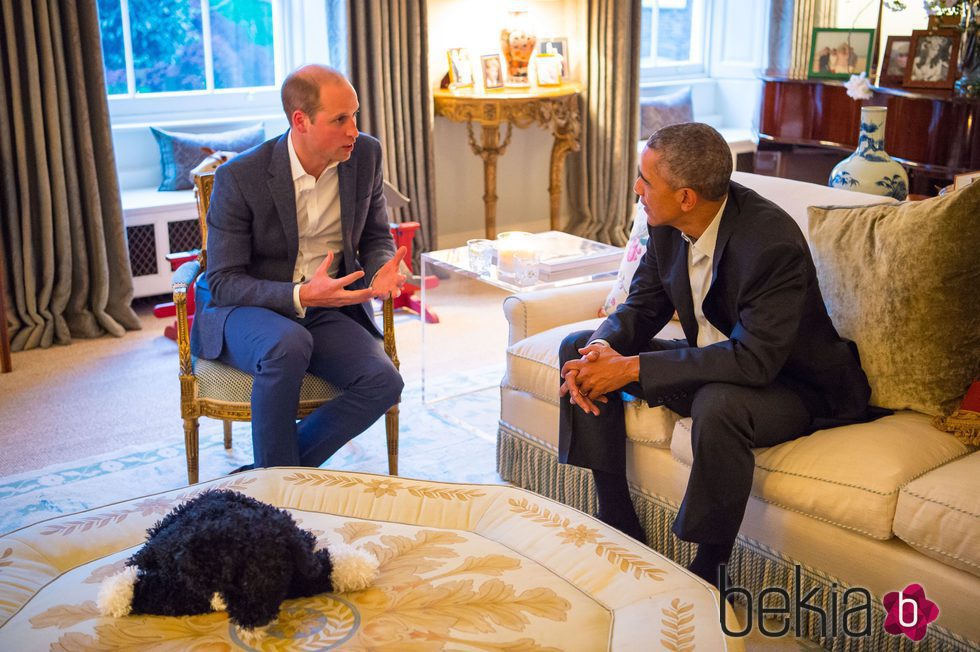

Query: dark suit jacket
left=592, top=181, right=873, bottom=422
left=192, top=131, right=394, bottom=360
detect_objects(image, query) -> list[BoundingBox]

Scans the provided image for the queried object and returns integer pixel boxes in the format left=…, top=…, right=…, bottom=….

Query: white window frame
left=639, top=0, right=711, bottom=82
left=106, top=0, right=330, bottom=126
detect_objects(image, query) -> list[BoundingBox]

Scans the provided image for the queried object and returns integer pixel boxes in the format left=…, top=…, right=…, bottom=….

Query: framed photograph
left=480, top=53, right=504, bottom=90
left=879, top=36, right=911, bottom=86
left=534, top=53, right=563, bottom=86
left=538, top=37, right=569, bottom=76
left=953, top=170, right=980, bottom=191
left=904, top=29, right=959, bottom=89
left=807, top=28, right=875, bottom=80
left=446, top=47, right=473, bottom=88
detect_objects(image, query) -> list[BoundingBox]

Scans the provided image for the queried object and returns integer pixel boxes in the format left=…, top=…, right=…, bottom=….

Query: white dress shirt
left=680, top=197, right=728, bottom=347
left=288, top=132, right=343, bottom=316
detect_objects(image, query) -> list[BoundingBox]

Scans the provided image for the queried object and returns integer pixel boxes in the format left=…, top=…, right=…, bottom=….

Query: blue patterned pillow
left=150, top=123, right=265, bottom=191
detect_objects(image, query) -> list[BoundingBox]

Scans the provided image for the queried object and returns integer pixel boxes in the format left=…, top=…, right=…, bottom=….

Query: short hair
left=645, top=123, right=733, bottom=201
left=281, top=65, right=346, bottom=124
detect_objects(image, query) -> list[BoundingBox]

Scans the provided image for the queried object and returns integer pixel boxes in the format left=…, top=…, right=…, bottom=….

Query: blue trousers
left=558, top=330, right=813, bottom=546
left=218, top=305, right=403, bottom=468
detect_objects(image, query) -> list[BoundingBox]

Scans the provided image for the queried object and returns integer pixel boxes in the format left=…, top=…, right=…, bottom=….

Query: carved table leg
left=466, top=121, right=513, bottom=239
left=548, top=136, right=577, bottom=232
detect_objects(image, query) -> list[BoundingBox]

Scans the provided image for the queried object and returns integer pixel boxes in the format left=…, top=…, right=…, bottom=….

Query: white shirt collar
left=681, top=196, right=728, bottom=260
left=287, top=130, right=339, bottom=186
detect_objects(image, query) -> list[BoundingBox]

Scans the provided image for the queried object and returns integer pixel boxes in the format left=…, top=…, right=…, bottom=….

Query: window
left=639, top=0, right=710, bottom=79
left=94, top=0, right=352, bottom=125
left=97, top=0, right=277, bottom=97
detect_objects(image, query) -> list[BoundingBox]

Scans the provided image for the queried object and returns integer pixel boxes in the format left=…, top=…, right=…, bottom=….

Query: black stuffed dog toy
left=97, top=489, right=378, bottom=634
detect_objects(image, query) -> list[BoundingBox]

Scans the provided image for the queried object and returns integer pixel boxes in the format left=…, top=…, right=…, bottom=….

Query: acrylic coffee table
left=420, top=231, right=621, bottom=405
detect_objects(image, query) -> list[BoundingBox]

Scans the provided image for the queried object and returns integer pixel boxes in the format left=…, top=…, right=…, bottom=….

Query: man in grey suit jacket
left=192, top=64, right=406, bottom=471
left=558, top=123, right=881, bottom=589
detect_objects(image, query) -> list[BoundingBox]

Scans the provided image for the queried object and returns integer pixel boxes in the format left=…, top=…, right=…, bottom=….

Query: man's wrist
left=293, top=284, right=307, bottom=317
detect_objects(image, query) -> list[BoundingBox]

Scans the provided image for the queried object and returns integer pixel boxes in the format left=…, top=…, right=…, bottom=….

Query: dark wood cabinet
left=758, top=76, right=980, bottom=193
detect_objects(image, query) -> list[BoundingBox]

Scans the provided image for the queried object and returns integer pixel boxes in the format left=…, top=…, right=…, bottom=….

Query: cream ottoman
left=0, top=468, right=741, bottom=650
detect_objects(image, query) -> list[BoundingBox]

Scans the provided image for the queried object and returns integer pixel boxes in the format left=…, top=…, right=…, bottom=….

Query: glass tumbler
left=513, top=249, right=540, bottom=286
left=467, top=238, right=494, bottom=275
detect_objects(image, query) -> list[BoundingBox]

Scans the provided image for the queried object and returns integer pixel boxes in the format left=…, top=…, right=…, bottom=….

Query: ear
left=291, top=110, right=308, bottom=133
left=677, top=187, right=698, bottom=212
left=97, top=566, right=138, bottom=618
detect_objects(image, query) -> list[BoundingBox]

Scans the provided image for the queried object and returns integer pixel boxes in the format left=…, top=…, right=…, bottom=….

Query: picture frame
left=534, top=52, right=563, bottom=86
left=537, top=37, right=569, bottom=76
left=953, top=170, right=980, bottom=191
left=480, top=53, right=504, bottom=90
left=446, top=47, right=474, bottom=88
left=903, top=29, right=959, bottom=90
left=807, top=27, right=875, bottom=80
left=879, top=36, right=911, bottom=86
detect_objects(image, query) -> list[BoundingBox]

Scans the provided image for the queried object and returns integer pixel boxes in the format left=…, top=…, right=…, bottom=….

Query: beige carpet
left=0, top=275, right=510, bottom=476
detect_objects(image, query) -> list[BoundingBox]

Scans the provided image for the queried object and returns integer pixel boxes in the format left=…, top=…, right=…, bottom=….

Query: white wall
left=427, top=0, right=587, bottom=248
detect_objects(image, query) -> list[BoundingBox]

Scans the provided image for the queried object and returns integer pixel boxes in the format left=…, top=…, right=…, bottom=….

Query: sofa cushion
left=671, top=412, right=971, bottom=540
left=151, top=123, right=265, bottom=191
left=894, top=452, right=980, bottom=578
left=808, top=183, right=980, bottom=415
left=600, top=201, right=647, bottom=317
left=639, top=87, right=693, bottom=140
left=505, top=318, right=685, bottom=447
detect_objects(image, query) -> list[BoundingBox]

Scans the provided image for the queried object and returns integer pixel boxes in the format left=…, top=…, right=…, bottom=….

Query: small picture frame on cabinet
left=879, top=36, right=911, bottom=87
left=903, top=29, right=959, bottom=90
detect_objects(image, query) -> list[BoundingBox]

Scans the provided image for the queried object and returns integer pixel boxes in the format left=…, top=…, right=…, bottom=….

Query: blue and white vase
left=829, top=106, right=908, bottom=200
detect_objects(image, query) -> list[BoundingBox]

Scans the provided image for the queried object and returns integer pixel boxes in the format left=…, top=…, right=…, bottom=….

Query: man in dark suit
left=192, top=64, right=406, bottom=471
left=558, top=123, right=878, bottom=588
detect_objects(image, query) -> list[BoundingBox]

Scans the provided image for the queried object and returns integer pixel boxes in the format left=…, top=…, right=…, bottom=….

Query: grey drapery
left=765, top=0, right=838, bottom=77
left=565, top=0, right=642, bottom=246
left=0, top=0, right=140, bottom=352
left=346, top=0, right=438, bottom=260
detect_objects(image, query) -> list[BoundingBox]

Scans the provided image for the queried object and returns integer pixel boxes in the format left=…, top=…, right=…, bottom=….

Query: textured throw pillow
left=151, top=123, right=265, bottom=191
left=638, top=86, right=693, bottom=140
left=600, top=201, right=648, bottom=317
left=807, top=182, right=980, bottom=415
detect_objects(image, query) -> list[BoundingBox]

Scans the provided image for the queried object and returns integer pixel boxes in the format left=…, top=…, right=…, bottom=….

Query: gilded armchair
left=172, top=172, right=399, bottom=484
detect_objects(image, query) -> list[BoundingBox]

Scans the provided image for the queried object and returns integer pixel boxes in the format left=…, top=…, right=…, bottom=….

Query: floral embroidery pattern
left=660, top=598, right=696, bottom=651
left=27, top=526, right=572, bottom=651
left=0, top=547, right=12, bottom=568
left=39, top=477, right=256, bottom=536
left=284, top=472, right=488, bottom=501
left=508, top=498, right=666, bottom=581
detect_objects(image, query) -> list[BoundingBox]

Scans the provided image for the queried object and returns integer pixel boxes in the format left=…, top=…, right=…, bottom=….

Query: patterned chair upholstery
left=171, top=172, right=400, bottom=483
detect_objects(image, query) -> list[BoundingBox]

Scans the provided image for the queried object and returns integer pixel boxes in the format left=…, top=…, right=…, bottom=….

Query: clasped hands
left=298, top=246, right=408, bottom=308
left=559, top=343, right=639, bottom=416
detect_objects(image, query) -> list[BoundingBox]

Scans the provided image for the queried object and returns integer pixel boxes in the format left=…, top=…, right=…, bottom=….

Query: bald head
left=281, top=64, right=351, bottom=127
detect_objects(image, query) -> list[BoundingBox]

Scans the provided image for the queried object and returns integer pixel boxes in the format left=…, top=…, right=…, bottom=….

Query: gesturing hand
left=371, top=246, right=408, bottom=299
left=298, top=251, right=374, bottom=308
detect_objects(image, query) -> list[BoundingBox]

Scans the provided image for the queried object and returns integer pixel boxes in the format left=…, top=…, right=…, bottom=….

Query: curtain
left=345, top=0, right=438, bottom=260
left=0, top=0, right=140, bottom=352
left=564, top=0, right=642, bottom=246
left=766, top=0, right=838, bottom=77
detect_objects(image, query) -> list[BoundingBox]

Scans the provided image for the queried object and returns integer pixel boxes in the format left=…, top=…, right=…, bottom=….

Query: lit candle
left=496, top=231, right=533, bottom=276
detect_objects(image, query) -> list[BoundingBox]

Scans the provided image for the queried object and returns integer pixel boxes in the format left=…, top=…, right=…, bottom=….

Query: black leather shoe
left=229, top=463, right=254, bottom=475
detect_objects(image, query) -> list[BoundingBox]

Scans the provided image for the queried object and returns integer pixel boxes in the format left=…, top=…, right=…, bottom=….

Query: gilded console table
left=433, top=83, right=582, bottom=239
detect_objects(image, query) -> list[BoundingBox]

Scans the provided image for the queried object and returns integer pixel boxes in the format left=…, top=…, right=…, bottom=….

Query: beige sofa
left=497, top=172, right=979, bottom=650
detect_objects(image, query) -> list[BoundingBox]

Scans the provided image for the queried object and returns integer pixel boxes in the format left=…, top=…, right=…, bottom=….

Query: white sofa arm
left=503, top=280, right=614, bottom=345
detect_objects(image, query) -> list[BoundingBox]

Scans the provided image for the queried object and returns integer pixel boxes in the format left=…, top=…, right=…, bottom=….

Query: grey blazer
left=192, top=131, right=394, bottom=359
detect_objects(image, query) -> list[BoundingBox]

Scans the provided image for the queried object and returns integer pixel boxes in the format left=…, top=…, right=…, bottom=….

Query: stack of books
left=529, top=231, right=623, bottom=282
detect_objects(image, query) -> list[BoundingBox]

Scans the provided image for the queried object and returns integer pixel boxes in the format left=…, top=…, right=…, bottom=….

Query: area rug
left=0, top=367, right=505, bottom=535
